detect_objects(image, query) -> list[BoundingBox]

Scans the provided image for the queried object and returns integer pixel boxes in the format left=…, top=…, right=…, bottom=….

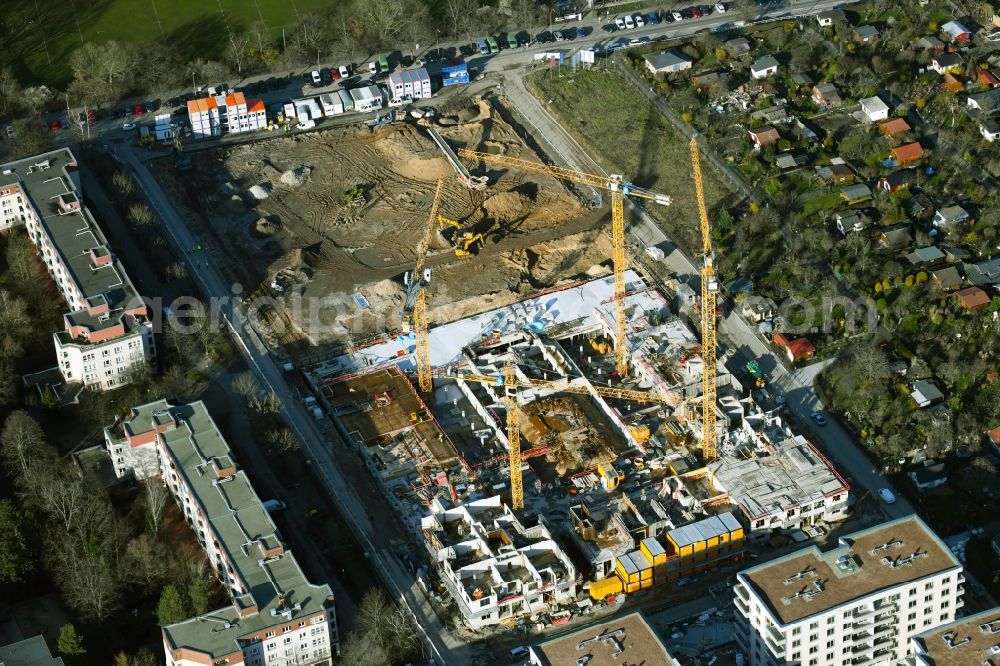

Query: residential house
left=751, top=105, right=790, bottom=125
left=911, top=379, right=945, bottom=407
left=815, top=8, right=847, bottom=26
left=978, top=69, right=1000, bottom=87
left=932, top=205, right=970, bottom=228
left=941, top=20, right=972, bottom=43
left=860, top=95, right=890, bottom=121
left=906, top=245, right=946, bottom=268
left=980, top=118, right=1000, bottom=140
left=853, top=25, right=880, bottom=43
left=964, top=257, right=1000, bottom=287
left=908, top=462, right=948, bottom=491
left=816, top=160, right=855, bottom=184
left=879, top=117, right=911, bottom=137
left=0, top=636, right=64, bottom=666
left=812, top=82, right=842, bottom=107
left=740, top=296, right=778, bottom=323
left=915, top=35, right=946, bottom=53
left=930, top=52, right=963, bottom=74
left=750, top=55, right=779, bottom=79
left=879, top=168, right=918, bottom=192
left=790, top=72, right=813, bottom=89
left=879, top=224, right=914, bottom=249
left=748, top=126, right=780, bottom=150
left=772, top=333, right=816, bottom=363
left=724, top=37, right=751, bottom=57
left=835, top=210, right=873, bottom=235
left=775, top=152, right=809, bottom=170
left=942, top=247, right=971, bottom=263
left=691, top=71, right=727, bottom=88
left=942, top=73, right=963, bottom=92
left=955, top=286, right=990, bottom=310
left=840, top=183, right=873, bottom=205
left=644, top=49, right=693, bottom=75
left=930, top=265, right=962, bottom=290
left=891, top=142, right=924, bottom=164
left=967, top=88, right=1000, bottom=115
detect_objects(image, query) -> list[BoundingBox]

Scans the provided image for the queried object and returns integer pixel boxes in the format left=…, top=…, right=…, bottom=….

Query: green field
left=0, top=0, right=335, bottom=87
left=526, top=67, right=731, bottom=254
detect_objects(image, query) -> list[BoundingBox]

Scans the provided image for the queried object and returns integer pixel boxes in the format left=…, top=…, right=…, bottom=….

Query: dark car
left=516, top=31, right=530, bottom=46
left=602, top=23, right=617, bottom=32
left=319, top=68, right=333, bottom=84
left=459, top=43, right=473, bottom=56
left=698, top=4, right=712, bottom=14
left=536, top=30, right=554, bottom=43
left=172, top=106, right=186, bottom=116
left=662, top=10, right=675, bottom=22
left=576, top=26, right=591, bottom=38
left=167, top=96, right=179, bottom=107
left=115, top=108, right=128, bottom=118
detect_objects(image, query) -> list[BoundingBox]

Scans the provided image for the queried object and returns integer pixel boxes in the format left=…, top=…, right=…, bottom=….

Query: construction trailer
left=319, top=93, right=344, bottom=116
left=350, top=85, right=384, bottom=112
left=337, top=88, right=354, bottom=112
left=441, top=63, right=470, bottom=87
left=387, top=67, right=433, bottom=100
left=154, top=113, right=173, bottom=141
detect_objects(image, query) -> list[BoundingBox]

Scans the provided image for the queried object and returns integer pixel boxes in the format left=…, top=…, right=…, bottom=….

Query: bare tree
left=266, top=427, right=299, bottom=452
left=68, top=41, right=136, bottom=105
left=35, top=471, right=87, bottom=532
left=124, top=534, right=166, bottom=591
left=0, top=291, right=29, bottom=330
left=144, top=477, right=170, bottom=535
left=0, top=411, right=48, bottom=485
left=128, top=203, right=154, bottom=227
left=226, top=34, right=252, bottom=80
left=357, top=0, right=423, bottom=49
left=0, top=66, right=23, bottom=116
left=19, top=85, right=54, bottom=116
left=112, top=170, right=134, bottom=194
left=232, top=371, right=261, bottom=402
left=853, top=346, right=889, bottom=383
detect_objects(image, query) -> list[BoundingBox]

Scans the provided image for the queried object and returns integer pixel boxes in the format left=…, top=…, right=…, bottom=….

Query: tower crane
left=457, top=149, right=671, bottom=379
left=690, top=137, right=718, bottom=461
left=438, top=363, right=685, bottom=512
left=402, top=177, right=445, bottom=393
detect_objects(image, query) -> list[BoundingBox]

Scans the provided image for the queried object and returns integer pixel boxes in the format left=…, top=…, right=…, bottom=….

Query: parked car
left=319, top=68, right=333, bottom=85
left=603, top=23, right=617, bottom=32
left=878, top=488, right=897, bottom=504
left=310, top=70, right=322, bottom=86
left=296, top=119, right=315, bottom=130
left=715, top=2, right=728, bottom=12
left=689, top=5, right=703, bottom=17
left=554, top=30, right=564, bottom=41
left=615, top=17, right=626, bottom=30
left=459, top=43, right=473, bottom=56
left=623, top=14, right=635, bottom=28
left=338, top=64, right=350, bottom=78
left=516, top=31, right=530, bottom=45
left=4, top=125, right=14, bottom=139
left=646, top=10, right=659, bottom=24
left=634, top=13, right=645, bottom=27
left=122, top=122, right=136, bottom=130
left=672, top=10, right=684, bottom=20
left=536, top=31, right=554, bottom=43
left=810, top=411, right=827, bottom=426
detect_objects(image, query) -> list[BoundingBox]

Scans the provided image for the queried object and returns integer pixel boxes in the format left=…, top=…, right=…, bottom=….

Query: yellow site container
left=588, top=576, right=623, bottom=600
left=640, top=537, right=667, bottom=566
left=615, top=555, right=640, bottom=584
left=639, top=578, right=654, bottom=590
left=625, top=581, right=640, bottom=594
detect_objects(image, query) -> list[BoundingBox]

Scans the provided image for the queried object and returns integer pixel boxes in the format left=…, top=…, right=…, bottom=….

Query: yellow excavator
left=454, top=232, right=484, bottom=257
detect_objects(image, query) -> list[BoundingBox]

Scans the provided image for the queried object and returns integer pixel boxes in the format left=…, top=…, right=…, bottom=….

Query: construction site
left=154, top=89, right=852, bottom=632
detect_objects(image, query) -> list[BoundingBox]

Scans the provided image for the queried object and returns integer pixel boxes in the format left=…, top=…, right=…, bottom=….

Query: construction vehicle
left=437, top=214, right=462, bottom=231
left=746, top=360, right=765, bottom=389
left=690, top=136, right=718, bottom=462
left=454, top=232, right=484, bottom=257
left=427, top=127, right=488, bottom=190
left=589, top=337, right=612, bottom=355
left=458, top=148, right=671, bottom=379
left=401, top=177, right=446, bottom=393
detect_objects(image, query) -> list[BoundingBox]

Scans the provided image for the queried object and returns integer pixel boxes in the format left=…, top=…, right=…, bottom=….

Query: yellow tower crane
left=439, top=364, right=685, bottom=512
left=457, top=149, right=671, bottom=379
left=690, top=137, right=718, bottom=462
left=402, top=177, right=446, bottom=393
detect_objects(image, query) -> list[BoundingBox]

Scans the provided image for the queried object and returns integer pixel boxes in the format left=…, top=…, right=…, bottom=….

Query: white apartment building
left=0, top=149, right=155, bottom=391
left=421, top=495, right=578, bottom=630
left=387, top=67, right=432, bottom=100
left=909, top=605, right=1000, bottom=665
left=734, top=515, right=964, bottom=666
left=108, top=399, right=338, bottom=666
left=186, top=92, right=266, bottom=139
left=711, top=433, right=851, bottom=538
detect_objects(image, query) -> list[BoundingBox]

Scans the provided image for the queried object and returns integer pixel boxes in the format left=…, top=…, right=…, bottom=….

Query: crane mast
left=690, top=138, right=717, bottom=461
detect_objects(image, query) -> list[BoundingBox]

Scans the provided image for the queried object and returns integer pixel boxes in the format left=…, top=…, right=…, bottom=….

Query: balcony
left=873, top=623, right=895, bottom=638
left=852, top=606, right=876, bottom=620
left=735, top=594, right=749, bottom=616
left=846, top=631, right=874, bottom=646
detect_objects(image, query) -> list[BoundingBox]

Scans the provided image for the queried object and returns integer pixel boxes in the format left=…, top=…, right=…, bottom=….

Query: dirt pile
left=482, top=190, right=532, bottom=222
left=280, top=166, right=311, bottom=187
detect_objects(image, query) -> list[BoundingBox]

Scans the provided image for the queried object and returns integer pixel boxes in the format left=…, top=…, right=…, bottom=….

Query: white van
left=623, top=14, right=635, bottom=29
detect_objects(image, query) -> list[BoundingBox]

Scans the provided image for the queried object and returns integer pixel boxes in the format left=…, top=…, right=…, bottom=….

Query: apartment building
left=734, top=515, right=964, bottom=666
left=108, top=399, right=338, bottom=666
left=186, top=92, right=266, bottom=139
left=0, top=149, right=155, bottom=390
left=530, top=612, right=682, bottom=665
left=421, top=495, right=578, bottom=630
left=909, top=605, right=1000, bottom=665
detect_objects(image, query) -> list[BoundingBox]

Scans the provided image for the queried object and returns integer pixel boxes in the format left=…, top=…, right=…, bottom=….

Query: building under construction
left=309, top=271, right=849, bottom=627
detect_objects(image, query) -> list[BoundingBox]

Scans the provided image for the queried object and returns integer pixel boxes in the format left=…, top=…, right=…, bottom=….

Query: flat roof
left=532, top=612, right=676, bottom=666
left=146, top=400, right=333, bottom=658
left=740, top=515, right=960, bottom=625
left=668, top=511, right=741, bottom=549
left=0, top=636, right=64, bottom=666
left=0, top=148, right=141, bottom=334
left=913, top=607, right=1000, bottom=666
left=710, top=435, right=847, bottom=520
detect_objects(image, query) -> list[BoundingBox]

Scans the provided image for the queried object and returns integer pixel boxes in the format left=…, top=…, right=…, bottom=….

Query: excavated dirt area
left=153, top=95, right=616, bottom=350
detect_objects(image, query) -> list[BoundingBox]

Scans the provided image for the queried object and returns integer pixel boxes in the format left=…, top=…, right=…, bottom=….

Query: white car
left=615, top=17, right=626, bottom=30
left=634, top=13, right=645, bottom=27
left=878, top=488, right=896, bottom=504
left=296, top=119, right=316, bottom=130
left=310, top=70, right=322, bottom=85
left=121, top=122, right=136, bottom=131
left=672, top=10, right=684, bottom=21
left=388, top=96, right=411, bottom=108
left=338, top=64, right=350, bottom=78
left=623, top=14, right=635, bottom=29
left=715, top=2, right=727, bottom=12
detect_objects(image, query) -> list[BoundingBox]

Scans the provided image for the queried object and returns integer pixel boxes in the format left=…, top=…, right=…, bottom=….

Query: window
left=925, top=594, right=933, bottom=603
left=909, top=588, right=917, bottom=596
left=908, top=624, right=915, bottom=632
left=826, top=641, right=834, bottom=648
left=940, top=601, right=949, bottom=609
left=908, top=601, right=917, bottom=608
left=792, top=640, right=801, bottom=648
left=809, top=622, right=819, bottom=630
left=791, top=653, right=799, bottom=661
left=941, top=613, right=949, bottom=622
left=792, top=628, right=801, bottom=636
left=925, top=581, right=934, bottom=590
left=908, top=612, right=916, bottom=620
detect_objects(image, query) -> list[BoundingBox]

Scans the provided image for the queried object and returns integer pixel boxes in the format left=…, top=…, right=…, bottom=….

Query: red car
left=331, top=68, right=340, bottom=81
left=49, top=119, right=61, bottom=131
left=689, top=5, right=703, bottom=16
left=134, top=103, right=144, bottom=116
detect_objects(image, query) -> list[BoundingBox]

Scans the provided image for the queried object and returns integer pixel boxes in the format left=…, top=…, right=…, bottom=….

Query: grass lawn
left=525, top=67, right=731, bottom=254
left=1, top=0, right=336, bottom=87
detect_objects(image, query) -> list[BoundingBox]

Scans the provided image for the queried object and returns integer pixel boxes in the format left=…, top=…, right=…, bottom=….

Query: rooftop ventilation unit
left=981, top=621, right=1000, bottom=635
left=942, top=632, right=970, bottom=649
left=881, top=550, right=928, bottom=569
left=784, top=568, right=817, bottom=584
left=869, top=538, right=903, bottom=555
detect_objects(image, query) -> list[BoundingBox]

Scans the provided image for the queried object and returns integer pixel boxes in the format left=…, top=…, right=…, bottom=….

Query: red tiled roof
left=786, top=337, right=816, bottom=360
left=955, top=286, right=990, bottom=309
left=891, top=142, right=924, bottom=163
left=247, top=98, right=265, bottom=113
left=879, top=118, right=911, bottom=136
left=978, top=70, right=1000, bottom=86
